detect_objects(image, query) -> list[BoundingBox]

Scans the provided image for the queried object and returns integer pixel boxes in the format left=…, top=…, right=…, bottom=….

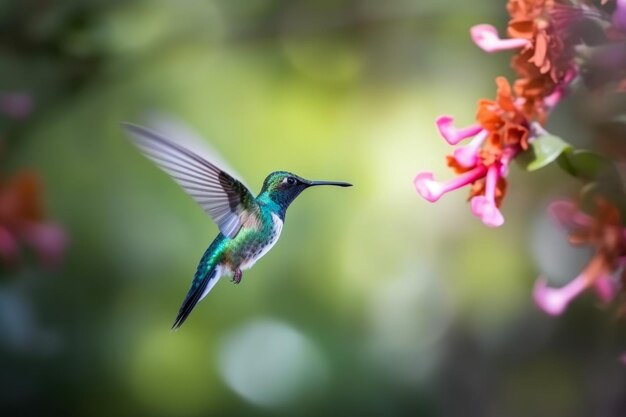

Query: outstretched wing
left=141, top=111, right=250, bottom=189
left=123, top=123, right=258, bottom=238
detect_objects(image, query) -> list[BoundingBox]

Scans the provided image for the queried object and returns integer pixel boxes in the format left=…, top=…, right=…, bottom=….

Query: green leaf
left=557, top=150, right=620, bottom=182
left=517, top=131, right=572, bottom=171
left=558, top=151, right=626, bottom=211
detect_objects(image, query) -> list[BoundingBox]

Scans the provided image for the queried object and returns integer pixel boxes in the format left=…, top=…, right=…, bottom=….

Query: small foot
left=231, top=268, right=242, bottom=284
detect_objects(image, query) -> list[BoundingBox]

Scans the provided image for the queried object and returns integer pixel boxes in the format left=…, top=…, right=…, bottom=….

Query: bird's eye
left=286, top=177, right=297, bottom=186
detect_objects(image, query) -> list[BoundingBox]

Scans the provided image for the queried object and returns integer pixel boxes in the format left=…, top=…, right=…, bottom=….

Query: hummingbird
left=123, top=122, right=352, bottom=329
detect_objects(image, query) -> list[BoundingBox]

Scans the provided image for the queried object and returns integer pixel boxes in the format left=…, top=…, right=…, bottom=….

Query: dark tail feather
left=171, top=267, right=218, bottom=329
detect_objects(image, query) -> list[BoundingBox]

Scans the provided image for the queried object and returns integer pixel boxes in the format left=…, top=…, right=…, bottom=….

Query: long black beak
left=307, top=180, right=352, bottom=187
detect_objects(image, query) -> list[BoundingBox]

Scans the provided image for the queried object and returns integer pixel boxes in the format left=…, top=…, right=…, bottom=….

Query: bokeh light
left=218, top=319, right=329, bottom=408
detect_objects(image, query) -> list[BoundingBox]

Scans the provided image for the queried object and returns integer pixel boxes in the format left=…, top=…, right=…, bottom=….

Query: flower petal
left=533, top=274, right=588, bottom=316
left=548, top=200, right=593, bottom=229
left=543, top=69, right=576, bottom=108
left=470, top=24, right=530, bottom=53
left=414, top=166, right=488, bottom=203
left=469, top=165, right=504, bottom=227
left=414, top=172, right=443, bottom=202
left=544, top=89, right=563, bottom=108
left=470, top=196, right=504, bottom=227
left=499, top=148, right=515, bottom=177
left=435, top=116, right=483, bottom=145
left=451, top=130, right=488, bottom=168
left=452, top=147, right=478, bottom=169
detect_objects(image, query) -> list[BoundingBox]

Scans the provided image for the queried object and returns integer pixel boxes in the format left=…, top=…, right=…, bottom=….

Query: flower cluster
left=0, top=171, right=67, bottom=267
left=525, top=2, right=626, bottom=358
left=414, top=78, right=531, bottom=227
left=415, top=0, right=583, bottom=227
left=472, top=0, right=579, bottom=119
left=415, top=1, right=626, bottom=346
left=534, top=199, right=626, bottom=315
left=0, top=92, right=66, bottom=269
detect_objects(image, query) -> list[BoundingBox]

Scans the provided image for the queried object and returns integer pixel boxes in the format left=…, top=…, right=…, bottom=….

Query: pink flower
left=0, top=171, right=67, bottom=269
left=533, top=199, right=625, bottom=316
left=435, top=116, right=483, bottom=146
left=414, top=166, right=487, bottom=203
left=415, top=78, right=529, bottom=227
left=533, top=274, right=588, bottom=316
left=470, top=24, right=530, bottom=53
left=414, top=130, right=509, bottom=227
left=451, top=130, right=488, bottom=167
left=548, top=200, right=593, bottom=228
left=543, top=69, right=576, bottom=108
left=534, top=273, right=617, bottom=316
left=470, top=165, right=504, bottom=227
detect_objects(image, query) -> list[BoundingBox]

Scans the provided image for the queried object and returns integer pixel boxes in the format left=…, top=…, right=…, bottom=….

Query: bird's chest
left=236, top=213, right=283, bottom=271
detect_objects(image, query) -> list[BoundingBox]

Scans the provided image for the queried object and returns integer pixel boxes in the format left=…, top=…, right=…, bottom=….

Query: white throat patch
left=240, top=213, right=283, bottom=270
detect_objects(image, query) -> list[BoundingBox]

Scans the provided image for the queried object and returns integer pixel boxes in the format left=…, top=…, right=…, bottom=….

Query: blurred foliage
left=1, top=1, right=626, bottom=416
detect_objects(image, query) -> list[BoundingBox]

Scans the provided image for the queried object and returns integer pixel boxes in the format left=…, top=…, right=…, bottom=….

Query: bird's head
left=259, top=171, right=351, bottom=213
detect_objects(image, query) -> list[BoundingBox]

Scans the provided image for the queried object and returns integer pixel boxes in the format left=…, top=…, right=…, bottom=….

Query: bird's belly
left=238, top=213, right=283, bottom=271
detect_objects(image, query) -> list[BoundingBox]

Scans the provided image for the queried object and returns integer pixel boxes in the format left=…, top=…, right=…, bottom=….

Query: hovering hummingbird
left=123, top=122, right=352, bottom=329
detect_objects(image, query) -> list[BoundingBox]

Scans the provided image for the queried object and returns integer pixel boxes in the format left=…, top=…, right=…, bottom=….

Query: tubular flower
left=0, top=171, right=66, bottom=268
left=470, top=24, right=531, bottom=52
left=414, top=77, right=530, bottom=227
left=471, top=0, right=581, bottom=120
left=533, top=199, right=626, bottom=315
left=415, top=1, right=604, bottom=228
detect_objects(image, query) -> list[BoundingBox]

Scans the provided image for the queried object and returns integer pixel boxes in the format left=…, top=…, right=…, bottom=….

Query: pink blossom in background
left=533, top=200, right=625, bottom=316
left=0, top=171, right=67, bottom=268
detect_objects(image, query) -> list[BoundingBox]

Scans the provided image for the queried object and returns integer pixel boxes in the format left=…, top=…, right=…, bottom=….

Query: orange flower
left=476, top=77, right=531, bottom=152
left=418, top=0, right=594, bottom=228
left=471, top=0, right=578, bottom=121
left=0, top=171, right=66, bottom=267
left=508, top=0, right=575, bottom=119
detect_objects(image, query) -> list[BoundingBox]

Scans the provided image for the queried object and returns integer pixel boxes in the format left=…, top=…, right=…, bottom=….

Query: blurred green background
left=2, top=0, right=626, bottom=416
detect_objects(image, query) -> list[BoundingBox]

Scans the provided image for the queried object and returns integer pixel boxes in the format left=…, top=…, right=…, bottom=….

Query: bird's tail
left=171, top=265, right=221, bottom=329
